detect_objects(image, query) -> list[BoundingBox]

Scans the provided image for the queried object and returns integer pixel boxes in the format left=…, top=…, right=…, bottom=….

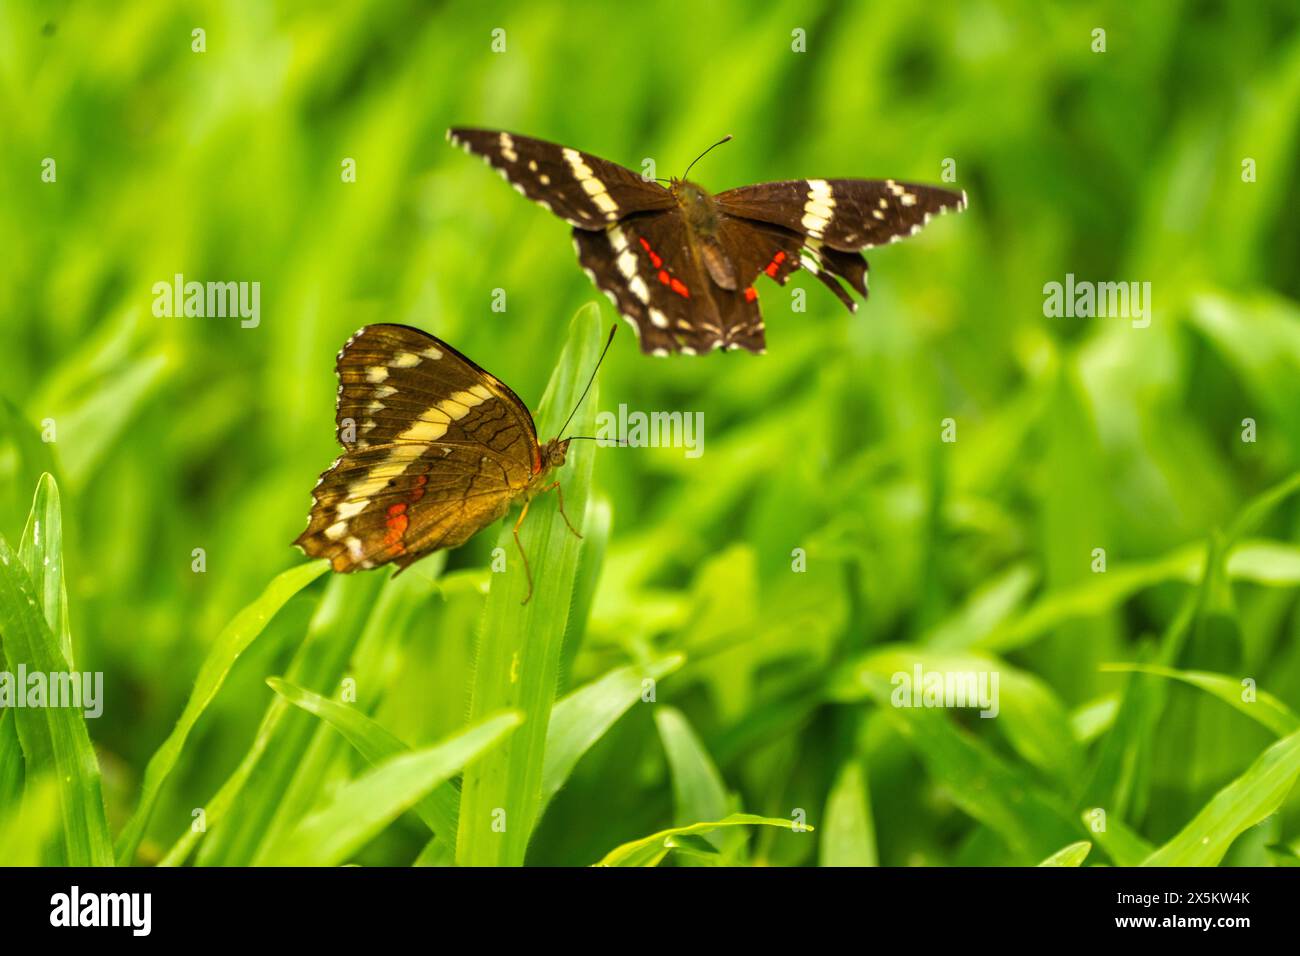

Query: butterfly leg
left=538, top=481, right=583, bottom=540
left=513, top=499, right=536, bottom=605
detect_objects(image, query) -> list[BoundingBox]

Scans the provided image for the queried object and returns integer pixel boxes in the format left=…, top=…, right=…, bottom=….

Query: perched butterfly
left=447, top=127, right=967, bottom=356
left=295, top=323, right=614, bottom=603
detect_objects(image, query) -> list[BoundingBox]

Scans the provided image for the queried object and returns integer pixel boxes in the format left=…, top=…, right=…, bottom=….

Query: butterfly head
left=538, top=437, right=571, bottom=475
left=669, top=178, right=718, bottom=231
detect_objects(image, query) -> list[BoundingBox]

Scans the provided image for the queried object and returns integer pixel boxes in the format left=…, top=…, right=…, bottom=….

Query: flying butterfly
left=447, top=127, right=967, bottom=356
left=295, top=323, right=615, bottom=603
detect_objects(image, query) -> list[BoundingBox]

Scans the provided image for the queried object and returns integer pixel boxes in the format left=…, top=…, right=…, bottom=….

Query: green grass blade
left=159, top=573, right=382, bottom=865
left=831, top=646, right=1082, bottom=786
left=655, top=705, right=737, bottom=863
left=1265, top=845, right=1300, bottom=867
left=266, top=677, right=461, bottom=850
left=17, top=474, right=71, bottom=662
left=0, top=709, right=22, bottom=810
left=655, top=705, right=729, bottom=825
left=264, top=711, right=521, bottom=867
left=1142, top=727, right=1300, bottom=866
left=114, top=560, right=328, bottom=864
left=246, top=562, right=444, bottom=866
left=594, top=814, right=809, bottom=867
left=1101, top=663, right=1299, bottom=737
left=1078, top=809, right=1153, bottom=867
left=194, top=571, right=384, bottom=866
left=852, top=672, right=1080, bottom=862
left=3, top=473, right=72, bottom=815
left=456, top=306, right=604, bottom=867
left=558, top=494, right=612, bottom=692
left=1038, top=841, right=1092, bottom=866
left=0, top=534, right=112, bottom=865
left=821, top=761, right=877, bottom=866
left=540, top=653, right=684, bottom=813
left=0, top=775, right=60, bottom=866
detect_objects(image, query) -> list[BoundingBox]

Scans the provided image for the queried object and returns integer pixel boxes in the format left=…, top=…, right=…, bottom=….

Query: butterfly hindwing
left=716, top=178, right=967, bottom=252
left=296, top=324, right=540, bottom=572
left=447, top=128, right=674, bottom=230
left=573, top=213, right=769, bottom=355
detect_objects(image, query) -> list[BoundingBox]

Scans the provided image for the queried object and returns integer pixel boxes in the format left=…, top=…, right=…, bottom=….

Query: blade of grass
left=272, top=653, right=686, bottom=853
left=17, top=474, right=70, bottom=662
left=1265, top=845, right=1300, bottom=867
left=1038, top=841, right=1092, bottom=866
left=247, top=561, right=444, bottom=866
left=655, top=705, right=739, bottom=863
left=821, top=761, right=878, bottom=866
left=264, top=711, right=522, bottom=867
left=540, top=653, right=684, bottom=813
left=830, top=646, right=1082, bottom=787
left=1101, top=663, right=1299, bottom=737
left=114, top=559, right=328, bottom=864
left=1142, top=727, right=1300, bottom=866
left=1078, top=809, right=1153, bottom=867
left=655, top=706, right=729, bottom=825
left=0, top=709, right=22, bottom=810
left=0, top=534, right=112, bottom=865
left=1, top=472, right=70, bottom=816
left=456, top=306, right=603, bottom=866
left=855, top=673, right=1081, bottom=862
left=558, top=494, right=611, bottom=693
left=266, top=677, right=461, bottom=850
left=191, top=571, right=385, bottom=866
left=594, top=814, right=809, bottom=867
left=0, top=775, right=60, bottom=866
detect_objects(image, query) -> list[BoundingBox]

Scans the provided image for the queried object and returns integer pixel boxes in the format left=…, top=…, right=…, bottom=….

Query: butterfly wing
left=716, top=178, right=965, bottom=317
left=448, top=128, right=674, bottom=229
left=716, top=178, right=967, bottom=252
left=572, top=212, right=771, bottom=355
left=295, top=324, right=540, bottom=572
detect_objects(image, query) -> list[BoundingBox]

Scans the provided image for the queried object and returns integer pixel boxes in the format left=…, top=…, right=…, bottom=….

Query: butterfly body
left=448, top=127, right=967, bottom=356
left=295, top=324, right=579, bottom=599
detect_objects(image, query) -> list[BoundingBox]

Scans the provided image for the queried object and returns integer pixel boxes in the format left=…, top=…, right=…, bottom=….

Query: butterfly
left=447, top=127, right=967, bottom=356
left=295, top=323, right=613, bottom=603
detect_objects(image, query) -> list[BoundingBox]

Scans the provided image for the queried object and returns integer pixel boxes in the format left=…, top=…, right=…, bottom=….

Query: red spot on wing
left=384, top=502, right=409, bottom=551
left=658, top=270, right=670, bottom=285
left=409, top=475, right=428, bottom=504
left=639, top=236, right=663, bottom=269
left=670, top=278, right=690, bottom=298
left=764, top=250, right=787, bottom=278
left=744, top=286, right=758, bottom=303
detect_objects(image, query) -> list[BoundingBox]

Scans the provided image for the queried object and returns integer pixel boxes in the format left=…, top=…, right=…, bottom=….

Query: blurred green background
left=3, top=0, right=1300, bottom=867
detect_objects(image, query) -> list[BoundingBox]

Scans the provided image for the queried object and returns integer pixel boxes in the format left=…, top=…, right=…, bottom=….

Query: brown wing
left=448, top=128, right=675, bottom=230
left=572, top=212, right=772, bottom=355
left=295, top=324, right=539, bottom=572
left=716, top=178, right=967, bottom=252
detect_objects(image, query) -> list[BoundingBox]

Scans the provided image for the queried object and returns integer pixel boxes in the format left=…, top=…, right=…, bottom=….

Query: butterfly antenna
left=683, top=134, right=733, bottom=180
left=558, top=324, right=617, bottom=440
left=565, top=436, right=628, bottom=446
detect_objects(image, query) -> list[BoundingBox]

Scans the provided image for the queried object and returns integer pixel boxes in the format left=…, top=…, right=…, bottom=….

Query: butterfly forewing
left=296, top=324, right=541, bottom=572
left=447, top=128, right=673, bottom=229
left=717, top=178, right=967, bottom=252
